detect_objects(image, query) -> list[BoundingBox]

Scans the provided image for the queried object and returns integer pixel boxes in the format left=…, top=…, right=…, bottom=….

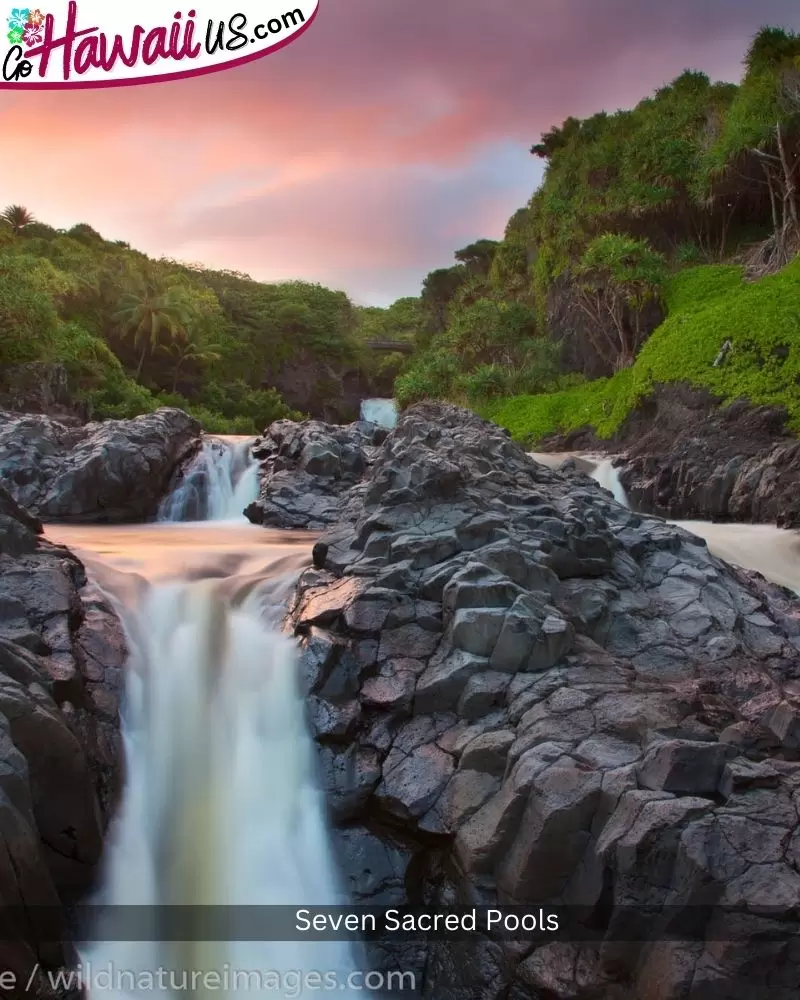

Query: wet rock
left=421, top=769, right=500, bottom=833
left=375, top=742, right=454, bottom=821
left=719, top=758, right=780, bottom=799
left=455, top=744, right=568, bottom=875
left=247, top=418, right=381, bottom=529
left=0, top=488, right=125, bottom=991
left=458, top=672, right=510, bottom=722
left=318, top=744, right=381, bottom=823
left=0, top=408, right=200, bottom=522
left=762, top=700, right=800, bottom=749
left=497, top=758, right=602, bottom=900
left=414, top=649, right=486, bottom=715
left=459, top=731, right=515, bottom=777
left=613, top=385, right=800, bottom=527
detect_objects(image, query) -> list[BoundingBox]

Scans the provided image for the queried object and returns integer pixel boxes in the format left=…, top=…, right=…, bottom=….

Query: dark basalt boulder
left=0, top=486, right=125, bottom=996
left=245, top=417, right=387, bottom=530
left=277, top=402, right=800, bottom=1000
left=0, top=407, right=201, bottom=523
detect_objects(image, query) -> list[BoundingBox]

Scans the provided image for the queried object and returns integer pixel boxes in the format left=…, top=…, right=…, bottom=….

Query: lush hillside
left=0, top=209, right=389, bottom=433
left=485, top=260, right=800, bottom=442
left=386, top=26, right=800, bottom=442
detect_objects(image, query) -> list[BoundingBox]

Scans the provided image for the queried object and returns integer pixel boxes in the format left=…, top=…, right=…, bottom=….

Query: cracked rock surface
left=274, top=402, right=800, bottom=1000
left=0, top=486, right=124, bottom=996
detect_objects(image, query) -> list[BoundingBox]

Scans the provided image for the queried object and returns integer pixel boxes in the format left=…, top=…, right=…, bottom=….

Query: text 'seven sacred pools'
left=1, top=1, right=319, bottom=88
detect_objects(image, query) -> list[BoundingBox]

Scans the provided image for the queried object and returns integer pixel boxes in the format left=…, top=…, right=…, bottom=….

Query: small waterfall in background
left=588, top=457, right=630, bottom=507
left=360, top=398, right=398, bottom=430
left=528, top=451, right=630, bottom=508
left=82, top=573, right=364, bottom=999
left=159, top=437, right=259, bottom=523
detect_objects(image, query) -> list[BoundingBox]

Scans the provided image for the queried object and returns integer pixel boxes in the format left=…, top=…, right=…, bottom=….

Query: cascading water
left=360, top=398, right=398, bottom=430
left=58, top=531, right=365, bottom=999
left=587, top=457, right=630, bottom=507
left=159, top=437, right=259, bottom=523
left=528, top=451, right=630, bottom=507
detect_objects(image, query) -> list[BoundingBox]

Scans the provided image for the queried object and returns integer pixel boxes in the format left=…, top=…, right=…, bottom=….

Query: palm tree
left=0, top=204, right=36, bottom=234
left=114, top=284, right=194, bottom=380
left=159, top=329, right=221, bottom=392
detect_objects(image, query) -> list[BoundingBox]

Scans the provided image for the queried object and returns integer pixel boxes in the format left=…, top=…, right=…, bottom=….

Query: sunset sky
left=1, top=0, right=799, bottom=305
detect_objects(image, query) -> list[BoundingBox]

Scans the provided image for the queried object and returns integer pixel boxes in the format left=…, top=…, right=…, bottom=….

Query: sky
left=1, top=0, right=800, bottom=305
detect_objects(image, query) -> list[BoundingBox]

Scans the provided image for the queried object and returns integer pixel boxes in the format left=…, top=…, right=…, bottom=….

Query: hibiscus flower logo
left=6, top=7, right=29, bottom=31
left=22, top=20, right=41, bottom=44
left=6, top=7, right=46, bottom=47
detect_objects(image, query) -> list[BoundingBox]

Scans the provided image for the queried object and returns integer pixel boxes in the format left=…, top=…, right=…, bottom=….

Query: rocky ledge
left=0, top=486, right=124, bottom=995
left=272, top=402, right=800, bottom=1000
left=0, top=407, right=201, bottom=523
left=544, top=384, right=800, bottom=526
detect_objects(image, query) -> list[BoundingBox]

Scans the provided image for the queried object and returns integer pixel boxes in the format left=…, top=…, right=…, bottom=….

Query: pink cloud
left=0, top=0, right=798, bottom=301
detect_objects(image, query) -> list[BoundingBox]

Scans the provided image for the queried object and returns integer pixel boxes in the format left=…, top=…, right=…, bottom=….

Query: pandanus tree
left=0, top=204, right=36, bottom=234
left=573, top=234, right=667, bottom=371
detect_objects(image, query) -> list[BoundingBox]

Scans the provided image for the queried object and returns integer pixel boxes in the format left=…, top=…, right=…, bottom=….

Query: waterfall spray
left=159, top=438, right=259, bottom=523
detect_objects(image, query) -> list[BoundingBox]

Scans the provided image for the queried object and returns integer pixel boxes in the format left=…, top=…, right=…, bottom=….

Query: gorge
left=1, top=402, right=799, bottom=999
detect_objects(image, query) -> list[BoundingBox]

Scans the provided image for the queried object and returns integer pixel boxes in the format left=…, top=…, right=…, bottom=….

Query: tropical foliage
left=385, top=26, right=800, bottom=442
left=0, top=214, right=387, bottom=433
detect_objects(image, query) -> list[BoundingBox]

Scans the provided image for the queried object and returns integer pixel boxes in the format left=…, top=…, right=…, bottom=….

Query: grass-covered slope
left=484, top=261, right=800, bottom=443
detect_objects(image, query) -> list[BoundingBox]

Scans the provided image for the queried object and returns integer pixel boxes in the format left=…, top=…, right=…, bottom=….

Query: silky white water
left=528, top=452, right=630, bottom=507
left=45, top=524, right=364, bottom=999
left=585, top=457, right=630, bottom=507
left=159, top=437, right=259, bottom=523
left=360, top=398, right=398, bottom=430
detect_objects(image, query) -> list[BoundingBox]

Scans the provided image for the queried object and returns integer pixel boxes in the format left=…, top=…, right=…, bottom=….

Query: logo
left=1, top=1, right=319, bottom=88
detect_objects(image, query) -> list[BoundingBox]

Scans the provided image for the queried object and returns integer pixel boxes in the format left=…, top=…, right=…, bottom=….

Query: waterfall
left=528, top=451, right=630, bottom=508
left=81, top=572, right=363, bottom=998
left=360, top=398, right=398, bottom=430
left=159, top=437, right=259, bottom=523
left=588, top=457, right=630, bottom=507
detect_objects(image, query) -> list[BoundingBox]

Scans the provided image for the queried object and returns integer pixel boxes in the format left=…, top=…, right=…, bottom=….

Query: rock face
left=245, top=417, right=390, bottom=529
left=0, top=407, right=201, bottom=523
left=618, top=386, right=800, bottom=526
left=0, top=486, right=125, bottom=995
left=547, top=273, right=665, bottom=379
left=280, top=402, right=800, bottom=1000
left=541, top=384, right=800, bottom=527
left=0, top=362, right=87, bottom=422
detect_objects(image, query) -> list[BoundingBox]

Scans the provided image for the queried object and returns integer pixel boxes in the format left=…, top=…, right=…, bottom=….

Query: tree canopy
left=0, top=210, right=382, bottom=433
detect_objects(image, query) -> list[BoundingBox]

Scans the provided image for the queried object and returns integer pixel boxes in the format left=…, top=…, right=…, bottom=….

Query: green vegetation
left=0, top=216, right=387, bottom=433
left=485, top=261, right=800, bottom=441
left=5, top=28, right=800, bottom=440
left=383, top=26, right=800, bottom=444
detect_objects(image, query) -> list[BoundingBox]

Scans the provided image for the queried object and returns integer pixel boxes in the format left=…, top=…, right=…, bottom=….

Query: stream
left=36, top=435, right=800, bottom=997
